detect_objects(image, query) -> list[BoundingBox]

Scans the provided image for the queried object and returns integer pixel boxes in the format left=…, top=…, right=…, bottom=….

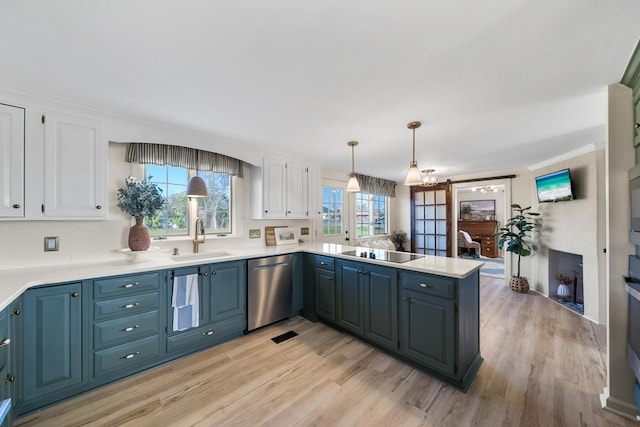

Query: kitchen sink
left=170, top=251, right=232, bottom=261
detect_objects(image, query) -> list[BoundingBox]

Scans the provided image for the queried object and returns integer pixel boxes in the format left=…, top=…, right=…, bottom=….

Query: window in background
left=144, top=165, right=233, bottom=237
left=146, top=165, right=189, bottom=237
left=356, top=193, right=387, bottom=237
left=196, top=171, right=232, bottom=235
left=322, top=186, right=343, bottom=236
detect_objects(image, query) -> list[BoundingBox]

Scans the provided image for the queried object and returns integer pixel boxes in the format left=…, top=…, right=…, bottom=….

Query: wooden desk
left=458, top=220, right=499, bottom=258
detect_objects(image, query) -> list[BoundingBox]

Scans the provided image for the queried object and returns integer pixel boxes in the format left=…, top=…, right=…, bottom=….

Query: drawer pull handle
left=121, top=352, right=140, bottom=359
left=120, top=325, right=140, bottom=332
left=119, top=282, right=139, bottom=289
left=121, top=303, right=140, bottom=309
left=202, top=330, right=216, bottom=336
left=419, top=283, right=433, bottom=289
left=320, top=261, right=328, bottom=265
left=4, top=375, right=14, bottom=383
left=0, top=338, right=10, bottom=348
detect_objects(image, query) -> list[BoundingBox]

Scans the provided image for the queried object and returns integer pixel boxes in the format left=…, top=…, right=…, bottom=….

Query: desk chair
left=458, top=230, right=481, bottom=258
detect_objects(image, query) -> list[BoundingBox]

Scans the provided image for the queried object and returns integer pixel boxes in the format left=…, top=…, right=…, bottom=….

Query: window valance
left=125, top=143, right=244, bottom=178
left=355, top=173, right=396, bottom=198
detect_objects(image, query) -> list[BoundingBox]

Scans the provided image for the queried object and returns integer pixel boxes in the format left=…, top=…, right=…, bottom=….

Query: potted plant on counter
left=116, top=176, right=167, bottom=251
left=495, top=204, right=540, bottom=293
left=391, top=230, right=408, bottom=251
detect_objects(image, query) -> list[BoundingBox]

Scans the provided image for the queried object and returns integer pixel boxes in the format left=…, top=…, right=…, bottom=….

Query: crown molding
left=527, top=144, right=597, bottom=171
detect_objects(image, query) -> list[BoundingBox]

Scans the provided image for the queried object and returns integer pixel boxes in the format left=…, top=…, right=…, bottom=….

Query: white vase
left=557, top=283, right=571, bottom=298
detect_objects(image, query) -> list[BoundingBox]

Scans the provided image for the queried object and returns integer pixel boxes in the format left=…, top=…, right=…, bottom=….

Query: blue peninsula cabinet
left=306, top=255, right=481, bottom=391
left=335, top=259, right=398, bottom=351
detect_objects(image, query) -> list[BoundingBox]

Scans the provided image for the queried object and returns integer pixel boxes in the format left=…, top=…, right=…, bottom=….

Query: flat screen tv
left=535, top=169, right=574, bottom=202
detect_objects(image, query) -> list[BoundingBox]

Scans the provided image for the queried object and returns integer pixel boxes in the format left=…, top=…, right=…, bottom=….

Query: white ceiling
left=1, top=1, right=639, bottom=182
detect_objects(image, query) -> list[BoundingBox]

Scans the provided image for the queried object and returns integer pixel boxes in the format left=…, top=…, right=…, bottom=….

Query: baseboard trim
left=600, top=388, right=638, bottom=421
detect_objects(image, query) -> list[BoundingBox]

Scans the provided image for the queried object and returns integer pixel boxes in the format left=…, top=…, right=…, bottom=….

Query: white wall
left=601, top=83, right=637, bottom=417
left=522, top=150, right=605, bottom=323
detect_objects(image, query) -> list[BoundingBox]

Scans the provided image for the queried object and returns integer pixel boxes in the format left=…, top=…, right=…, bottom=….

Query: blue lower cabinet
left=93, top=335, right=162, bottom=378
left=22, top=283, right=83, bottom=411
left=336, top=260, right=365, bottom=334
left=363, top=265, right=398, bottom=351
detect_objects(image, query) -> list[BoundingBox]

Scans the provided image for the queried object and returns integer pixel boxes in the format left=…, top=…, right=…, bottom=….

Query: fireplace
left=548, top=249, right=584, bottom=315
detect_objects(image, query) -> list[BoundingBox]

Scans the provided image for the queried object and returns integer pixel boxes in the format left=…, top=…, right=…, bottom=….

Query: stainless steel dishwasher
left=247, top=254, right=293, bottom=331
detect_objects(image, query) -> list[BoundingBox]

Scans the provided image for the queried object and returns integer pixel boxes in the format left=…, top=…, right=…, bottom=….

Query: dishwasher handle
left=253, top=262, right=289, bottom=270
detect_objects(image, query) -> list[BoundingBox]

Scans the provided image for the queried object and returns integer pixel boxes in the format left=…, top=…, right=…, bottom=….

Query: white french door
left=320, top=179, right=353, bottom=245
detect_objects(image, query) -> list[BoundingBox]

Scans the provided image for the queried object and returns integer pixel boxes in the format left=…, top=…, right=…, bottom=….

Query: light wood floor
left=16, top=276, right=637, bottom=427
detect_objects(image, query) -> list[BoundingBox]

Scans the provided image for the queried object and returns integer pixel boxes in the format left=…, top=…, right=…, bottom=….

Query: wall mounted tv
left=535, top=169, right=574, bottom=202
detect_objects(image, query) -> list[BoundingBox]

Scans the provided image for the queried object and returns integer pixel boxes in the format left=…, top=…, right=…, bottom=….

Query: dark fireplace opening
left=548, top=248, right=583, bottom=315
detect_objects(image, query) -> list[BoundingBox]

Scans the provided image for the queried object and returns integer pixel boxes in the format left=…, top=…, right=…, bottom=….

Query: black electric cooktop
left=340, top=249, right=424, bottom=263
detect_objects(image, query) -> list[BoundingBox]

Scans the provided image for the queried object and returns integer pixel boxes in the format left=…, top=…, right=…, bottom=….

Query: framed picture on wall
left=274, top=228, right=298, bottom=245
left=460, top=200, right=496, bottom=219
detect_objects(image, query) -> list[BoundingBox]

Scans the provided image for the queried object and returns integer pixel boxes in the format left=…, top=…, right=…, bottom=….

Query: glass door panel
left=411, top=183, right=451, bottom=257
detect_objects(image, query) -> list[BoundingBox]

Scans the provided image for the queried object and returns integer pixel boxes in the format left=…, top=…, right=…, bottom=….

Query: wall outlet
left=300, top=227, right=309, bottom=236
left=44, top=236, right=59, bottom=252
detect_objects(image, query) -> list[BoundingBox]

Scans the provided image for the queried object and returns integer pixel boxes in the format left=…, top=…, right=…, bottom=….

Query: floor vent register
left=271, top=330, right=298, bottom=344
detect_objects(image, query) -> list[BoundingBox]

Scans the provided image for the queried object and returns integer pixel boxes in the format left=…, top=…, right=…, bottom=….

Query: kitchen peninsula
left=0, top=243, right=482, bottom=423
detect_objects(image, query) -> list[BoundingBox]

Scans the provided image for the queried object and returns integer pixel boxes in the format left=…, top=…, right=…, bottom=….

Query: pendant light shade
left=404, top=121, right=424, bottom=186
left=186, top=176, right=208, bottom=198
left=346, top=141, right=361, bottom=192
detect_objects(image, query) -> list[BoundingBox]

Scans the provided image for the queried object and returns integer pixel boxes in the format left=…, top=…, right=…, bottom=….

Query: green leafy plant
left=460, top=204, right=471, bottom=217
left=391, top=230, right=408, bottom=247
left=495, top=204, right=540, bottom=278
left=116, top=176, right=167, bottom=219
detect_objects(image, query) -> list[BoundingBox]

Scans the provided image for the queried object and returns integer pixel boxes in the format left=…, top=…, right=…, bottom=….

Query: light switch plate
left=44, top=236, right=59, bottom=252
left=300, top=227, right=310, bottom=236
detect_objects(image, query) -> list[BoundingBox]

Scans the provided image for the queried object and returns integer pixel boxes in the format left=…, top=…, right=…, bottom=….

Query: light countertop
left=0, top=243, right=483, bottom=312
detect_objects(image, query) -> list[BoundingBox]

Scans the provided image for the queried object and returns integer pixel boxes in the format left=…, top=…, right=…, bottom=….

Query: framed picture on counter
left=274, top=228, right=298, bottom=245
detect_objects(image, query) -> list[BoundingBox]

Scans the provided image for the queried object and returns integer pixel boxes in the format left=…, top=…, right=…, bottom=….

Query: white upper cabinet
left=251, top=157, right=321, bottom=219
left=307, top=166, right=322, bottom=219
left=0, top=104, right=25, bottom=218
left=285, top=161, right=308, bottom=218
left=43, top=112, right=107, bottom=218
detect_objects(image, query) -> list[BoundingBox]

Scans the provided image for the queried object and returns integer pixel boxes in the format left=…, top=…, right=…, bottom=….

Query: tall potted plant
left=495, top=204, right=540, bottom=293
left=116, top=176, right=167, bottom=251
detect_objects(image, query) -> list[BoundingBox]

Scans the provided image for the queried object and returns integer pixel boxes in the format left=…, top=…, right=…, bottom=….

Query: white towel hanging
left=172, top=274, right=199, bottom=331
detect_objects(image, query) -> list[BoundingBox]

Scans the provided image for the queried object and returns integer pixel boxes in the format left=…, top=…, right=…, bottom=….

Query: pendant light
left=346, top=140, right=361, bottom=192
left=186, top=175, right=208, bottom=198
left=422, top=169, right=438, bottom=186
left=404, top=121, right=424, bottom=186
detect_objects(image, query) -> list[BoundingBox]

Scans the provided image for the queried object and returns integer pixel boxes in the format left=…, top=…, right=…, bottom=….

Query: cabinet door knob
left=264, top=210, right=268, bottom=213
left=0, top=338, right=10, bottom=348
left=11, top=309, right=20, bottom=316
left=12, top=204, right=20, bottom=209
left=402, top=297, right=409, bottom=302
left=4, top=375, right=15, bottom=383
left=287, top=211, right=291, bottom=214
left=635, top=122, right=640, bottom=129
left=71, top=292, right=79, bottom=298
left=96, top=205, right=102, bottom=209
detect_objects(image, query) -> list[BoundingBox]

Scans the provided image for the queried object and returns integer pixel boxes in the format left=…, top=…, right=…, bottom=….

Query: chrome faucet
left=193, top=217, right=205, bottom=253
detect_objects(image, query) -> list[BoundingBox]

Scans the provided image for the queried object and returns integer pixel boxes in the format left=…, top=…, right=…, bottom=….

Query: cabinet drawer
left=93, top=292, right=159, bottom=321
left=166, top=315, right=245, bottom=354
left=401, top=272, right=454, bottom=299
left=93, top=273, right=159, bottom=299
left=314, top=255, right=335, bottom=271
left=93, top=335, right=161, bottom=378
left=93, top=310, right=160, bottom=349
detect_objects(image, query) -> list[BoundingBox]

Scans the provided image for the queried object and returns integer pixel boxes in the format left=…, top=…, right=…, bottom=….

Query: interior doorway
left=453, top=180, right=511, bottom=280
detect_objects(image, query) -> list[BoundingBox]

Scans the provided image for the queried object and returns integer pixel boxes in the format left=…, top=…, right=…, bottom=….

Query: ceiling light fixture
left=404, top=121, right=423, bottom=186
left=421, top=169, right=438, bottom=186
left=472, top=185, right=498, bottom=193
left=346, top=140, right=361, bottom=192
